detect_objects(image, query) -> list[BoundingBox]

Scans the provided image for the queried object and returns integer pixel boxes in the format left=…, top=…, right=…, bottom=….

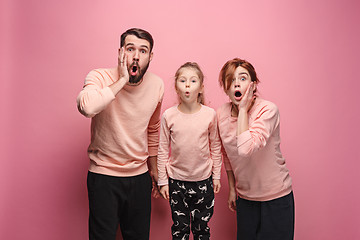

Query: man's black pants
left=87, top=171, right=152, bottom=240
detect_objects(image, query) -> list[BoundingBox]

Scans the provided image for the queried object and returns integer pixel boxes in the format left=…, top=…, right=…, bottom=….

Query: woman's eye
left=241, top=77, right=246, bottom=81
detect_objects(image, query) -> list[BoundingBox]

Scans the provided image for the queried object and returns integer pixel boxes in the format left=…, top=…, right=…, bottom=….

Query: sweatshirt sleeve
left=148, top=101, right=162, bottom=156
left=157, top=113, right=170, bottom=186
left=222, top=142, right=233, bottom=171
left=76, top=70, right=116, bottom=118
left=237, top=104, right=280, bottom=157
left=209, top=112, right=222, bottom=180
left=147, top=82, right=164, bottom=156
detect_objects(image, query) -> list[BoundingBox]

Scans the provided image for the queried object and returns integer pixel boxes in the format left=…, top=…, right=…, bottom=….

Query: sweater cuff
left=212, top=175, right=221, bottom=180
left=158, top=180, right=168, bottom=186
left=224, top=161, right=233, bottom=171
left=148, top=146, right=158, bottom=157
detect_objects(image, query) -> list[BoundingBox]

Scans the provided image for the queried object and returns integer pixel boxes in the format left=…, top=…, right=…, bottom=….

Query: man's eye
left=127, top=48, right=133, bottom=52
left=141, top=50, right=146, bottom=54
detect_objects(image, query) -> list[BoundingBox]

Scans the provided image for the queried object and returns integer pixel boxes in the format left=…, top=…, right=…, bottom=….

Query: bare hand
left=149, top=170, right=160, bottom=198
left=238, top=82, right=256, bottom=112
left=160, top=185, right=170, bottom=200
left=213, top=179, right=221, bottom=193
left=118, top=47, right=129, bottom=82
left=228, top=189, right=237, bottom=212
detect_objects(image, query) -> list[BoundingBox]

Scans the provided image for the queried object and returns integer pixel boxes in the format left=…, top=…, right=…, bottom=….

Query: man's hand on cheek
left=118, top=47, right=129, bottom=82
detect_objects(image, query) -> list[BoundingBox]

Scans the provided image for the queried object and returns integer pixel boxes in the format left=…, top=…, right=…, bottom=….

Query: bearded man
left=77, top=28, right=164, bottom=240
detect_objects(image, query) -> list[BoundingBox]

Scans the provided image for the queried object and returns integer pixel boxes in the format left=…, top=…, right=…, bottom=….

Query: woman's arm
left=226, top=170, right=237, bottom=212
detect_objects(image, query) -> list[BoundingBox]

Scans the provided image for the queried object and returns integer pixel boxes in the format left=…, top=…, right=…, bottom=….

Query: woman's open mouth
left=234, top=90, right=242, bottom=101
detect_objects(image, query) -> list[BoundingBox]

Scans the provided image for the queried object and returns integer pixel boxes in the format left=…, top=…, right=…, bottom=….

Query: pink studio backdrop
left=2, top=0, right=360, bottom=239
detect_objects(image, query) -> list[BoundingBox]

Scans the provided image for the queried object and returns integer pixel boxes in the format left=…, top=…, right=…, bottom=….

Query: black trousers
left=236, top=191, right=295, bottom=240
left=87, top=171, right=152, bottom=240
left=169, top=177, right=215, bottom=240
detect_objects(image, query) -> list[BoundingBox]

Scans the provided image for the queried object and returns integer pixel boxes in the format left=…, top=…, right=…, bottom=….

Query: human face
left=175, top=68, right=203, bottom=104
left=120, top=35, right=153, bottom=85
left=227, top=66, right=253, bottom=104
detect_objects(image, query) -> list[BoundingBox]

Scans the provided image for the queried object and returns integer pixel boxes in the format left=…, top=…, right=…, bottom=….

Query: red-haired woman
left=217, top=58, right=294, bottom=240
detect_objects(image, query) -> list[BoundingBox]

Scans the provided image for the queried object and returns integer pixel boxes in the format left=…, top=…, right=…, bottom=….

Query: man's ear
left=149, top=52, right=154, bottom=62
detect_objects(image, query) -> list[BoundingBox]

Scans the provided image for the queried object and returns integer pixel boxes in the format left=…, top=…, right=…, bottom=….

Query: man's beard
left=128, top=61, right=150, bottom=85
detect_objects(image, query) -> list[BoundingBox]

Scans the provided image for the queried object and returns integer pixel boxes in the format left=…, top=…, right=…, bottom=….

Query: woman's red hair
left=219, top=58, right=260, bottom=92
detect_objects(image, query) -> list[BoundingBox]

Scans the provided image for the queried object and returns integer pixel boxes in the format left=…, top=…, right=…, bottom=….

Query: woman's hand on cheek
left=238, top=82, right=256, bottom=111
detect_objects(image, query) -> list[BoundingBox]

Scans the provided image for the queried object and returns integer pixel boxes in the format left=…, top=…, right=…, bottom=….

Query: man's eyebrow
left=125, top=43, right=149, bottom=50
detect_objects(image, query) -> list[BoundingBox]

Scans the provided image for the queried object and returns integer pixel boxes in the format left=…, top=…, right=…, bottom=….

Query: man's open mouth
left=130, top=64, right=139, bottom=76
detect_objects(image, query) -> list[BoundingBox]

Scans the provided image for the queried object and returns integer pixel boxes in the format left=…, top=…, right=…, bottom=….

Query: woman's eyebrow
left=238, top=72, right=249, bottom=76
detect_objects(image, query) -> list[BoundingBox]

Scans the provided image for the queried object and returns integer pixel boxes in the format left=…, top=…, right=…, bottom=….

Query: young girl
left=157, top=62, right=222, bottom=240
left=217, top=58, right=294, bottom=240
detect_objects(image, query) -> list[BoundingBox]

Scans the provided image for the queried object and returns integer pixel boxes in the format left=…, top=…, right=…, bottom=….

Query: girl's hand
left=160, top=185, right=170, bottom=200
left=213, top=179, right=221, bottom=193
left=118, top=47, right=129, bottom=82
left=238, top=82, right=256, bottom=112
left=228, top=189, right=237, bottom=212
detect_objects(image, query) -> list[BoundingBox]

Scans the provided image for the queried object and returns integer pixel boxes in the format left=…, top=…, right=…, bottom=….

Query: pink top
left=157, top=105, right=222, bottom=186
left=77, top=68, right=164, bottom=177
left=217, top=99, right=292, bottom=201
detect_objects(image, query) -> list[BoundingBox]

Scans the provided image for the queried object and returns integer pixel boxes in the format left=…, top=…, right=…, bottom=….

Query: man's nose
left=133, top=50, right=139, bottom=61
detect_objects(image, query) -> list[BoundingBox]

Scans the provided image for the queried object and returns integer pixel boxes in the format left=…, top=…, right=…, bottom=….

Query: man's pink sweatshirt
left=77, top=68, right=164, bottom=177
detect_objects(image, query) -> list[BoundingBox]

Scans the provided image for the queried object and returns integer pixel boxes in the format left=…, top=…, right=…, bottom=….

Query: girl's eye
left=191, top=80, right=197, bottom=83
left=232, top=79, right=236, bottom=82
left=179, top=79, right=185, bottom=83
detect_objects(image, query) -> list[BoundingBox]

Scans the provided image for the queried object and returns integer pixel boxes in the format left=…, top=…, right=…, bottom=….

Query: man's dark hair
left=120, top=28, right=154, bottom=52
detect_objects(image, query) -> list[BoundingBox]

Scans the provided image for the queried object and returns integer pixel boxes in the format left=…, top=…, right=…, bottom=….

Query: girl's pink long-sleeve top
left=157, top=105, right=222, bottom=186
left=77, top=68, right=164, bottom=177
left=217, top=98, right=292, bottom=201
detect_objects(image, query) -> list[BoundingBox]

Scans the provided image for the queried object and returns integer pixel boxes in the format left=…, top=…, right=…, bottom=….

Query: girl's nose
left=185, top=80, right=190, bottom=87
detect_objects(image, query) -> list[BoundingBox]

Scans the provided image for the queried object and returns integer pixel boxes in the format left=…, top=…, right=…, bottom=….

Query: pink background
left=2, top=0, right=360, bottom=239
